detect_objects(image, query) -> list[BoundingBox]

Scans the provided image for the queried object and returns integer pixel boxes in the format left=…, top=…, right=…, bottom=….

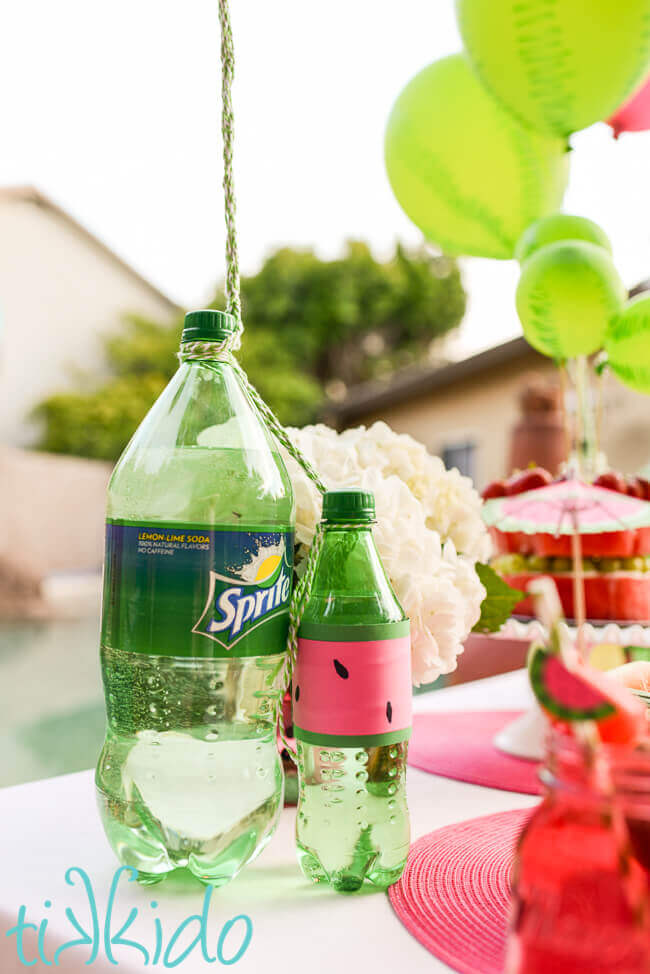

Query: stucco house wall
left=0, top=186, right=181, bottom=446
left=0, top=447, right=111, bottom=574
left=0, top=187, right=182, bottom=616
left=329, top=339, right=650, bottom=490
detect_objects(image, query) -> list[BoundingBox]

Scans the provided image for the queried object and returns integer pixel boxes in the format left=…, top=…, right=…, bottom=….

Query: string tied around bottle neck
left=180, top=338, right=328, bottom=497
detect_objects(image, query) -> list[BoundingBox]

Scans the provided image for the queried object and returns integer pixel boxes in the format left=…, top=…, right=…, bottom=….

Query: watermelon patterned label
left=293, top=621, right=412, bottom=747
left=102, top=520, right=293, bottom=658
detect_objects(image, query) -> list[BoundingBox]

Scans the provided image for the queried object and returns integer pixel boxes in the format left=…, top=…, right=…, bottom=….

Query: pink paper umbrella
left=482, top=479, right=650, bottom=537
left=482, top=480, right=650, bottom=634
left=608, top=73, right=650, bottom=137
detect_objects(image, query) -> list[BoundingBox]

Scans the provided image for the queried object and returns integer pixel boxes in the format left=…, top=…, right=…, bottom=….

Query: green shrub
left=34, top=242, right=465, bottom=461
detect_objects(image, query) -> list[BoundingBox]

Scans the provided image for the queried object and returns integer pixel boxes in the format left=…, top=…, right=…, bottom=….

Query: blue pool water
left=0, top=617, right=105, bottom=788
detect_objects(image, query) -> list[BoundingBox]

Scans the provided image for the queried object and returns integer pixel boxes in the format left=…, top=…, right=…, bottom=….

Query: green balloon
left=606, top=294, right=650, bottom=394
left=457, top=0, right=650, bottom=137
left=516, top=214, right=612, bottom=264
left=384, top=55, right=569, bottom=260
left=516, top=240, right=626, bottom=359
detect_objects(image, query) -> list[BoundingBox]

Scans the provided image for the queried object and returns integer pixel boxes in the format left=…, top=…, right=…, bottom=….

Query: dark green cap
left=181, top=309, right=237, bottom=343
left=322, top=489, right=375, bottom=524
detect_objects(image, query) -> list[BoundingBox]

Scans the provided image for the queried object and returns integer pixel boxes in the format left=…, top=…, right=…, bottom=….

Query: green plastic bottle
left=293, top=489, right=412, bottom=892
left=95, top=309, right=295, bottom=887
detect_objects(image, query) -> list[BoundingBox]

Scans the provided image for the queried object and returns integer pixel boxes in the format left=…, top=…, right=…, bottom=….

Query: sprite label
left=102, top=520, right=294, bottom=658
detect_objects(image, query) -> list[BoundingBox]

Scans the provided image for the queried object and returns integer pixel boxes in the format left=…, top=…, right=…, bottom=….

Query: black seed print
left=386, top=701, right=393, bottom=723
left=333, top=659, right=349, bottom=679
left=295, top=684, right=300, bottom=702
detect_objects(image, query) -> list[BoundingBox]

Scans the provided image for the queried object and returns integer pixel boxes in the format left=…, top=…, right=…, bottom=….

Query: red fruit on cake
left=626, top=476, right=646, bottom=499
left=592, top=471, right=628, bottom=494
left=505, top=467, right=554, bottom=495
left=481, top=479, right=507, bottom=500
left=482, top=468, right=650, bottom=623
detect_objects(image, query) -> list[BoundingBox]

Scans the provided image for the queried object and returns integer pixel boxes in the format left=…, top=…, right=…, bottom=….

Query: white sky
left=3, top=0, right=650, bottom=356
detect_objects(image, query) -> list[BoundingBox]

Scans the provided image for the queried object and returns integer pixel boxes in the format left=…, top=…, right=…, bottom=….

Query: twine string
left=181, top=341, right=327, bottom=494
left=214, top=1, right=329, bottom=748
left=218, top=0, right=240, bottom=328
left=276, top=521, right=358, bottom=760
left=213, top=1, right=326, bottom=494
left=276, top=523, right=326, bottom=757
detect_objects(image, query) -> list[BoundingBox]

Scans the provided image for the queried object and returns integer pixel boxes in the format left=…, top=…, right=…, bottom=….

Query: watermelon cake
left=483, top=468, right=650, bottom=622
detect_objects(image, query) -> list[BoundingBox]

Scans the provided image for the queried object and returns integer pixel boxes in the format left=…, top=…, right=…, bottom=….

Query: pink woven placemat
left=409, top=711, right=541, bottom=795
left=389, top=808, right=530, bottom=974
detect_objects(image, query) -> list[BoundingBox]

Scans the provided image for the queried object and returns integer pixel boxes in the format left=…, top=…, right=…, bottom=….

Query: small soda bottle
left=95, top=309, right=295, bottom=887
left=293, top=489, right=412, bottom=892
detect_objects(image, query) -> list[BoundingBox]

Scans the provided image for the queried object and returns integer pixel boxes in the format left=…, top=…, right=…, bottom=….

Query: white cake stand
left=491, top=617, right=650, bottom=762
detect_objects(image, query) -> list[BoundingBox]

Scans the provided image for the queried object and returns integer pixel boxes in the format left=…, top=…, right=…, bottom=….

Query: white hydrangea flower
left=283, top=422, right=489, bottom=686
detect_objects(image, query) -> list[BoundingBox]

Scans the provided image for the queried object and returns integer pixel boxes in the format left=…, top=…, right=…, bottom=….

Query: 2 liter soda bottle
left=96, top=310, right=295, bottom=887
left=293, top=489, right=412, bottom=892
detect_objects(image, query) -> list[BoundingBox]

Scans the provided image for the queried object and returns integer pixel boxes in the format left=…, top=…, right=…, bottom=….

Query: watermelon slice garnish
left=529, top=643, right=647, bottom=743
left=530, top=645, right=615, bottom=721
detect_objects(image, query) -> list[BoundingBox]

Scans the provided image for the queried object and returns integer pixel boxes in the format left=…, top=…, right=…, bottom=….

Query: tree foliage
left=35, top=242, right=466, bottom=460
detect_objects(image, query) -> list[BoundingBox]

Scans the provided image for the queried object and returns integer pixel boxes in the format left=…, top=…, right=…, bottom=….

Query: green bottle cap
left=322, top=489, right=375, bottom=523
left=181, top=309, right=237, bottom=343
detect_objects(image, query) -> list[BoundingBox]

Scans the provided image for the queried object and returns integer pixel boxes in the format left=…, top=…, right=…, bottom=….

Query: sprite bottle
left=293, top=489, right=412, bottom=892
left=95, top=309, right=295, bottom=887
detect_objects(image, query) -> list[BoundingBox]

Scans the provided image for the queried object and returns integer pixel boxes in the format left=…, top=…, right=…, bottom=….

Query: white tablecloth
left=0, top=670, right=537, bottom=973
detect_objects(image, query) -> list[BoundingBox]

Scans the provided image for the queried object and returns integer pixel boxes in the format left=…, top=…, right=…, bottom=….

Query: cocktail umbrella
left=482, top=479, right=650, bottom=537
left=483, top=479, right=650, bottom=643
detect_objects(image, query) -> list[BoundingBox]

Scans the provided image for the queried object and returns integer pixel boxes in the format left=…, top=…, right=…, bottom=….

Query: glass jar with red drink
left=507, top=729, right=650, bottom=974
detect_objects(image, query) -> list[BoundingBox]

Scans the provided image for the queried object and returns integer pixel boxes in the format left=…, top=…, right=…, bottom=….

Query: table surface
left=0, top=669, right=537, bottom=974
